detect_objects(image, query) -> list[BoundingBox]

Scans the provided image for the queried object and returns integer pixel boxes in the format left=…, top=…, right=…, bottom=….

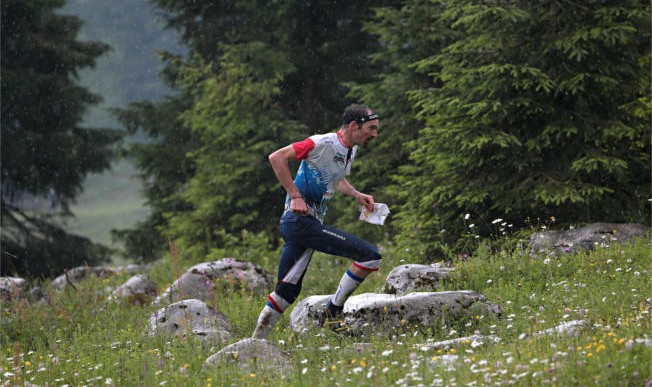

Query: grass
left=0, top=236, right=649, bottom=386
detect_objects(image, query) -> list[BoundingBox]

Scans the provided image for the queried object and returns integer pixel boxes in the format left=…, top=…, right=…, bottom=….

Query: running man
left=252, top=103, right=381, bottom=339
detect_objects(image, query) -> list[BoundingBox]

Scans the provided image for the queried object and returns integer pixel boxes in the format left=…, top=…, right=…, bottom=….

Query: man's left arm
left=337, top=178, right=374, bottom=212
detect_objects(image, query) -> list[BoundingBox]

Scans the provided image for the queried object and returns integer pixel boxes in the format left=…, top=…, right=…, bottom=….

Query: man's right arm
left=268, top=145, right=308, bottom=215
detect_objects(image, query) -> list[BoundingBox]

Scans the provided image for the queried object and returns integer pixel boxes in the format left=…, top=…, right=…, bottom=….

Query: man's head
left=341, top=104, right=379, bottom=147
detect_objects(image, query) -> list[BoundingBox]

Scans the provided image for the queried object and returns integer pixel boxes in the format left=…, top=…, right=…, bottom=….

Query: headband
left=354, top=113, right=379, bottom=125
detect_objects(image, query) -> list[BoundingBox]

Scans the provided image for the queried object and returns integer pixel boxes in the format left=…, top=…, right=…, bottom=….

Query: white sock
left=252, top=305, right=281, bottom=339
left=331, top=269, right=363, bottom=307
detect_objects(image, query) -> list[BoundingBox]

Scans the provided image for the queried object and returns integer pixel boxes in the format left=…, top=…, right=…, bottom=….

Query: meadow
left=1, top=233, right=649, bottom=386
left=65, top=159, right=150, bottom=257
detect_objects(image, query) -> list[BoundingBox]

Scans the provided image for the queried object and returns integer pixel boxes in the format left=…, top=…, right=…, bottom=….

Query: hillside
left=0, top=236, right=649, bottom=386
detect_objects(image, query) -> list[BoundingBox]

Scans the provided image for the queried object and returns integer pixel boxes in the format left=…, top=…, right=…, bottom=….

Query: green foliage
left=116, top=0, right=399, bottom=259
left=112, top=95, right=197, bottom=262
left=1, top=0, right=121, bottom=276
left=340, top=0, right=454, bottom=241
left=71, top=0, right=650, bottom=266
left=164, top=42, right=303, bottom=263
left=1, top=237, right=649, bottom=386
left=391, top=0, right=651, bottom=258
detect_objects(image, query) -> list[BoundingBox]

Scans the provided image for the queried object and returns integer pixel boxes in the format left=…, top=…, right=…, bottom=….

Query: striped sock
left=331, top=269, right=364, bottom=307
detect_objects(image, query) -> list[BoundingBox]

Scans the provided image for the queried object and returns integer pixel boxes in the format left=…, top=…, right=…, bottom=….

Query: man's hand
left=290, top=196, right=309, bottom=215
left=357, top=193, right=375, bottom=212
left=337, top=178, right=374, bottom=211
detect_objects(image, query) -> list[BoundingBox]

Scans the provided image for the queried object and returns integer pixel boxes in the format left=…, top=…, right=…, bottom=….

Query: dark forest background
left=2, top=0, right=650, bottom=278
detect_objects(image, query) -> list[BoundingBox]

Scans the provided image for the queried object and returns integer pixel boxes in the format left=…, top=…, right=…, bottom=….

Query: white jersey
left=288, top=132, right=357, bottom=221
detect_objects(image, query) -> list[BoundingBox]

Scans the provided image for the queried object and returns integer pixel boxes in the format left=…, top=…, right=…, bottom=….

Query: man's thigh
left=283, top=216, right=379, bottom=261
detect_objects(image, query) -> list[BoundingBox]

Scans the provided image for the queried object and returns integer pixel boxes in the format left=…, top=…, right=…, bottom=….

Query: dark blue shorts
left=273, top=210, right=381, bottom=304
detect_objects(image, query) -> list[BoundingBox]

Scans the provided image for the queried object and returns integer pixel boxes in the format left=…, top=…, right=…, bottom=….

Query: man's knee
left=352, top=250, right=382, bottom=274
left=265, top=291, right=290, bottom=313
left=273, top=282, right=301, bottom=307
left=356, top=245, right=381, bottom=267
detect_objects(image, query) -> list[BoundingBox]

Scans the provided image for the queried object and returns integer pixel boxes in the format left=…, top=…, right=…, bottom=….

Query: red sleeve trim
left=292, top=138, right=315, bottom=160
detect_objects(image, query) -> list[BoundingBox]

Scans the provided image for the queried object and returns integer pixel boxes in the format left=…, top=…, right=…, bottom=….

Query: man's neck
left=337, top=129, right=353, bottom=148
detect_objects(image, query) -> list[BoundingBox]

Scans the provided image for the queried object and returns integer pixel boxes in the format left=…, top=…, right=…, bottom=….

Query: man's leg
left=252, top=239, right=313, bottom=339
left=333, top=262, right=380, bottom=306
left=295, top=219, right=381, bottom=322
left=252, top=292, right=290, bottom=339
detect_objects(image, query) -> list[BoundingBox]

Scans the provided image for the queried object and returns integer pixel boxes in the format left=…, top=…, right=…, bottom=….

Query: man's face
left=355, top=119, right=379, bottom=147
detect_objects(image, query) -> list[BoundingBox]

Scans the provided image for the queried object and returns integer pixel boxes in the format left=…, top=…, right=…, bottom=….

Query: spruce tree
left=115, top=0, right=397, bottom=259
left=394, top=0, right=651, bottom=258
left=1, top=0, right=121, bottom=276
left=165, top=42, right=303, bottom=260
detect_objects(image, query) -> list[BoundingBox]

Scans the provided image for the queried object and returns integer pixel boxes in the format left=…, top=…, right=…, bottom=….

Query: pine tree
left=1, top=0, right=121, bottom=276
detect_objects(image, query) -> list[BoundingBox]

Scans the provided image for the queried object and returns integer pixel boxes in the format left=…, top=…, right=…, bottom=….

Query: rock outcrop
left=111, top=274, right=158, bottom=304
left=205, top=338, right=293, bottom=376
left=51, top=266, right=115, bottom=291
left=384, top=263, right=452, bottom=295
left=530, top=222, right=650, bottom=254
left=155, top=258, right=273, bottom=304
left=290, top=291, right=501, bottom=336
left=147, top=299, right=232, bottom=346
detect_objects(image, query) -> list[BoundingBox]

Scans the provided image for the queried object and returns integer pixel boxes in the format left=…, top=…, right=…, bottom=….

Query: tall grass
left=1, top=236, right=649, bottom=386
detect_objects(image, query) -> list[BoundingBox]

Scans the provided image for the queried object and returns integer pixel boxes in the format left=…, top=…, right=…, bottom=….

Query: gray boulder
left=155, top=272, right=216, bottom=305
left=111, top=274, right=158, bottom=304
left=289, top=295, right=332, bottom=332
left=155, top=258, right=273, bottom=304
left=51, top=266, right=115, bottom=291
left=530, top=222, right=650, bottom=254
left=205, top=338, right=293, bottom=376
left=187, top=259, right=274, bottom=293
left=290, top=291, right=501, bottom=336
left=110, top=264, right=152, bottom=275
left=384, top=263, right=452, bottom=295
left=147, top=299, right=232, bottom=346
left=0, top=277, right=30, bottom=302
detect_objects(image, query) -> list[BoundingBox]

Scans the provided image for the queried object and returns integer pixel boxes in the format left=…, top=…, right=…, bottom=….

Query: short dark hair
left=342, top=104, right=376, bottom=126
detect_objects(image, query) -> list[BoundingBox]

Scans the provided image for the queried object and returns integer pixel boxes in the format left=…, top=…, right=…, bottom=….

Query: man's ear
left=348, top=120, right=358, bottom=131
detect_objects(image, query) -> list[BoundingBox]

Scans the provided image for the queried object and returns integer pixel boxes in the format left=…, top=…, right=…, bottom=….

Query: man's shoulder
left=309, top=132, right=339, bottom=147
